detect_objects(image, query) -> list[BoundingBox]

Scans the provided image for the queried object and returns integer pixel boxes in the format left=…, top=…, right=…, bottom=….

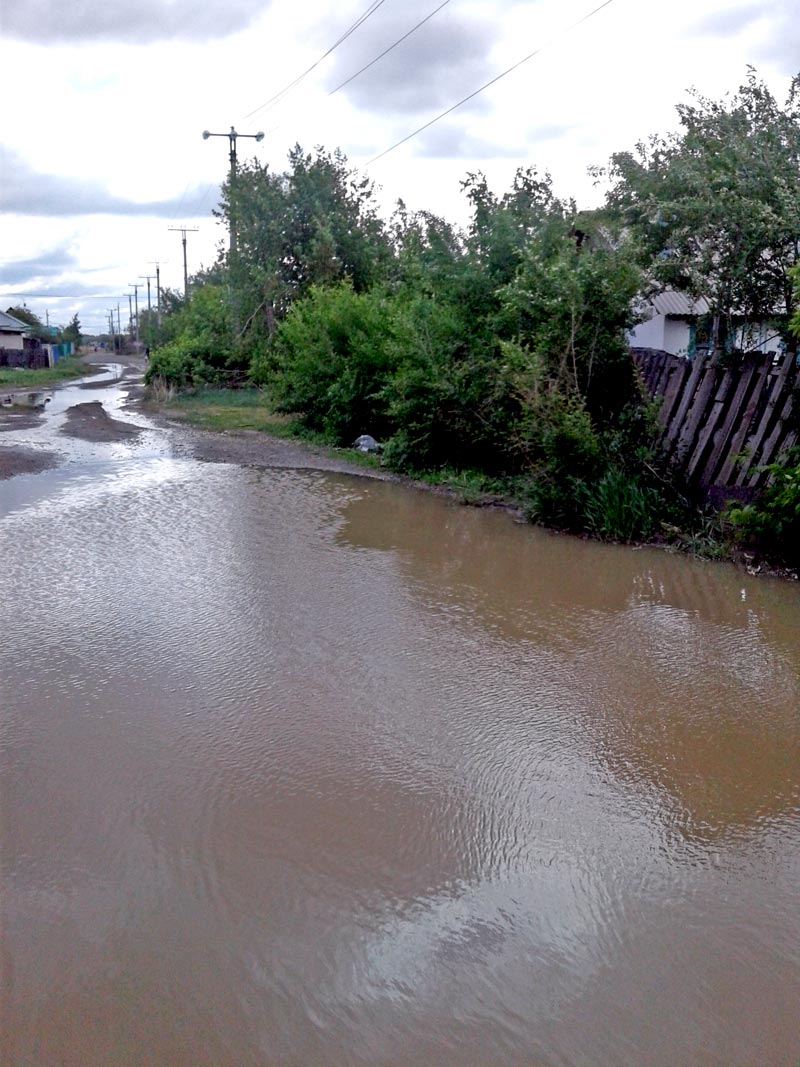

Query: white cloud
left=0, top=0, right=795, bottom=331
left=2, top=0, right=275, bottom=44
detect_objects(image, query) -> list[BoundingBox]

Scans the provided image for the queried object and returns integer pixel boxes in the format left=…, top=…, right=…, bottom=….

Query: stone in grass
left=353, top=434, right=382, bottom=453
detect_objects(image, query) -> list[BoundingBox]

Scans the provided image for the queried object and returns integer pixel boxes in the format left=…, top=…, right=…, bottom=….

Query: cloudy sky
left=1, top=0, right=796, bottom=334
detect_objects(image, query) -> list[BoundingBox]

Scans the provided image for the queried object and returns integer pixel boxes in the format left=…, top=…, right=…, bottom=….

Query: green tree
left=5, top=305, right=49, bottom=341
left=146, top=284, right=233, bottom=387
left=62, top=313, right=82, bottom=346
left=263, top=283, right=398, bottom=442
left=499, top=212, right=643, bottom=425
left=596, top=70, right=800, bottom=354
left=216, top=145, right=392, bottom=352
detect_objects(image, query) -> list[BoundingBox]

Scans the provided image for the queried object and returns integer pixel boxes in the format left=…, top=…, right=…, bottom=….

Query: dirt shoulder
left=156, top=411, right=397, bottom=480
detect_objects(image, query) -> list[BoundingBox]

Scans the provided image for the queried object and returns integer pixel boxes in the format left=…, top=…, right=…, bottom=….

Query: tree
left=216, top=145, right=392, bottom=349
left=596, top=71, right=800, bottom=354
left=5, top=305, right=49, bottom=341
left=62, top=313, right=82, bottom=346
left=145, top=284, right=233, bottom=386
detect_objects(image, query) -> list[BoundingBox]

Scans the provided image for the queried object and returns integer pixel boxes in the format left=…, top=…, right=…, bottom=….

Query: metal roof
left=651, top=291, right=710, bottom=316
left=0, top=310, right=30, bottom=331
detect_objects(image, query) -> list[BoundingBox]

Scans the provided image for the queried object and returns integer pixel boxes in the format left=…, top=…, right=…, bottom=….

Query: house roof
left=652, top=291, right=710, bottom=316
left=0, top=310, right=30, bottom=332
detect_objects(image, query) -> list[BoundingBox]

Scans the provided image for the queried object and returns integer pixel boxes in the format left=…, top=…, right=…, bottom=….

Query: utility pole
left=117, top=304, right=122, bottom=345
left=128, top=283, right=141, bottom=347
left=128, top=294, right=134, bottom=342
left=108, top=309, right=117, bottom=350
left=149, top=260, right=166, bottom=341
left=202, top=126, right=264, bottom=341
left=139, top=273, right=155, bottom=352
left=168, top=227, right=198, bottom=300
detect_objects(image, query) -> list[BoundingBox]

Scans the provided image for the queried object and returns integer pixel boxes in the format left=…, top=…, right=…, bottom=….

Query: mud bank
left=0, top=446, right=60, bottom=480
left=60, top=401, right=142, bottom=442
left=161, top=416, right=396, bottom=481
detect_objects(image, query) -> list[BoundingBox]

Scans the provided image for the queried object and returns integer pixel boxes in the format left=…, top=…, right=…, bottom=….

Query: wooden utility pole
left=139, top=273, right=155, bottom=351
left=127, top=284, right=141, bottom=346
left=168, top=227, right=198, bottom=300
left=149, top=260, right=166, bottom=341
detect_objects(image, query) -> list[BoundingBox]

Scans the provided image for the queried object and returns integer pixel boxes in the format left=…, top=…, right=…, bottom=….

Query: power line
left=367, top=0, right=617, bottom=166
left=244, top=0, right=390, bottom=119
left=235, top=4, right=451, bottom=160
left=327, top=0, right=451, bottom=98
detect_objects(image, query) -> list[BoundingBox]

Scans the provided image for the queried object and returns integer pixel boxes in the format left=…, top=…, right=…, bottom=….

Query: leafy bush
left=146, top=285, right=236, bottom=387
left=724, top=448, right=800, bottom=562
left=381, top=295, right=512, bottom=473
left=266, top=283, right=399, bottom=442
left=580, top=466, right=664, bottom=541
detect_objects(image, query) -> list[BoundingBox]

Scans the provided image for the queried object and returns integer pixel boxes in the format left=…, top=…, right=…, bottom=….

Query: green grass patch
left=162, top=388, right=299, bottom=435
left=157, top=386, right=385, bottom=472
left=400, top=465, right=513, bottom=504
left=0, top=356, right=90, bottom=387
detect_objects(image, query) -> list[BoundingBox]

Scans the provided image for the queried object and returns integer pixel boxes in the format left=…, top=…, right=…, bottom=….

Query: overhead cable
left=328, top=0, right=451, bottom=98
left=367, top=0, right=617, bottom=165
left=245, top=0, right=390, bottom=119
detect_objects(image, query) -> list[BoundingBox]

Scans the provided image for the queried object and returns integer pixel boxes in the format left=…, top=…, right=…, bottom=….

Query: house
left=0, top=309, right=30, bottom=352
left=629, top=291, right=782, bottom=358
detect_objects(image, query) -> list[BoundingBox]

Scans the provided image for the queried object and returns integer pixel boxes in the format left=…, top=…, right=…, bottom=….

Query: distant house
left=629, top=291, right=782, bottom=358
left=0, top=309, right=29, bottom=352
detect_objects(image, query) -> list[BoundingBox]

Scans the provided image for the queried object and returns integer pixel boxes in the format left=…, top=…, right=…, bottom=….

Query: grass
left=159, top=388, right=298, bottom=435
left=155, top=387, right=383, bottom=471
left=412, top=467, right=510, bottom=505
left=0, top=355, right=90, bottom=388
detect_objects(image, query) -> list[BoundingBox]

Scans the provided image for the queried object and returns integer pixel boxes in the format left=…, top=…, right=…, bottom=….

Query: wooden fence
left=632, top=347, right=798, bottom=502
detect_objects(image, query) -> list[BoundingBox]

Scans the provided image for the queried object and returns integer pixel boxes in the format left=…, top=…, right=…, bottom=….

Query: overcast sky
left=1, top=0, right=796, bottom=333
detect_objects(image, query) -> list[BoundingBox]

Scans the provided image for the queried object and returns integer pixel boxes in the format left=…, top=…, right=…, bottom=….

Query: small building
left=0, top=309, right=30, bottom=352
left=629, top=291, right=781, bottom=358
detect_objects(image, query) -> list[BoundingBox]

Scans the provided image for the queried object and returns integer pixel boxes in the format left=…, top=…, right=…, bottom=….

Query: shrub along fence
left=632, top=347, right=798, bottom=504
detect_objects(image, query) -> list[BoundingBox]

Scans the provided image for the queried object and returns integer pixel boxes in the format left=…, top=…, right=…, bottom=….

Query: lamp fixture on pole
left=201, top=126, right=264, bottom=257
left=202, top=126, right=264, bottom=342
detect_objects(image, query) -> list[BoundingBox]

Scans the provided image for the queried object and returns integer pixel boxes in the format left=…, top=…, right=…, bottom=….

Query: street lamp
left=202, top=127, right=264, bottom=257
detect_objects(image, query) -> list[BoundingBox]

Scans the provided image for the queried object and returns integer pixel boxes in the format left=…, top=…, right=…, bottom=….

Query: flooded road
left=2, top=367, right=799, bottom=1066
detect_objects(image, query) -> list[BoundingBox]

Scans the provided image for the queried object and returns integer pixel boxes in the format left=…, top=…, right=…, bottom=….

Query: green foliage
left=791, top=263, right=800, bottom=339
left=579, top=467, right=664, bottom=541
left=5, top=305, right=50, bottom=342
left=380, top=293, right=511, bottom=473
left=597, top=71, right=800, bottom=352
left=62, top=313, right=82, bottom=346
left=143, top=76, right=800, bottom=558
left=0, top=355, right=87, bottom=387
left=146, top=285, right=235, bottom=387
left=217, top=145, right=392, bottom=351
left=498, top=219, right=643, bottom=423
left=724, top=448, right=800, bottom=562
left=265, top=283, right=398, bottom=442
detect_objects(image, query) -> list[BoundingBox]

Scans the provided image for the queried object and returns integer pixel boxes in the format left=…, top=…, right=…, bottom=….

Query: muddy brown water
left=1, top=370, right=799, bottom=1066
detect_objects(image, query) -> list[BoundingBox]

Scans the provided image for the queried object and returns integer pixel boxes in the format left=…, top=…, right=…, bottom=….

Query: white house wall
left=663, top=317, right=692, bottom=357
left=628, top=314, right=665, bottom=350
left=736, top=322, right=780, bottom=354
left=0, top=332, right=24, bottom=351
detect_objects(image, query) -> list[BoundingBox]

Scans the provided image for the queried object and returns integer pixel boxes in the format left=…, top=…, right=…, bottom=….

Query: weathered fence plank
left=632, top=347, right=798, bottom=502
left=749, top=393, right=794, bottom=487
left=661, top=355, right=708, bottom=456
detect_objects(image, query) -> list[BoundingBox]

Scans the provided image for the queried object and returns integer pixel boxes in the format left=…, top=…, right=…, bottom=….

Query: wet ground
left=2, top=355, right=799, bottom=1067
left=0, top=352, right=390, bottom=483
